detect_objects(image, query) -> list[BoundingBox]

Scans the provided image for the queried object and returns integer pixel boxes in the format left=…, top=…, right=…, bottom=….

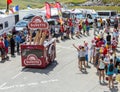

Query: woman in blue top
left=104, top=59, right=114, bottom=88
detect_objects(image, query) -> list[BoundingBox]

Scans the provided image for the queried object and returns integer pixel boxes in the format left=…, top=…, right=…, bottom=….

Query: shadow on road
left=21, top=60, right=58, bottom=75
left=110, top=86, right=119, bottom=92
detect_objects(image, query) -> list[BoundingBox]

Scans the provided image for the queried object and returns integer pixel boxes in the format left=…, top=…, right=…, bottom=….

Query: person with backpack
left=104, top=59, right=114, bottom=88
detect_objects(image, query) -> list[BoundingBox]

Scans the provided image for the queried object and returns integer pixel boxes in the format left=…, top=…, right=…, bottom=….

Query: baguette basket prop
left=21, top=16, right=56, bottom=68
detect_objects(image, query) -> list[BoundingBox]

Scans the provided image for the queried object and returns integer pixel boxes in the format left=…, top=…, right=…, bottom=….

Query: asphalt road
left=0, top=28, right=120, bottom=92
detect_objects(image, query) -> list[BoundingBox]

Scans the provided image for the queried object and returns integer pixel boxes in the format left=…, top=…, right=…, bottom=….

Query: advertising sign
left=28, top=16, right=49, bottom=29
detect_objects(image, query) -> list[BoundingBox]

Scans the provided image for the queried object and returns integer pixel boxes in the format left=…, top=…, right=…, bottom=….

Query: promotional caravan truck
left=21, top=16, right=56, bottom=68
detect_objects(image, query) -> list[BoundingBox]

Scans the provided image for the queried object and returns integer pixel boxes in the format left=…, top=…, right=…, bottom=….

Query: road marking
left=0, top=79, right=59, bottom=90
left=0, top=82, right=7, bottom=88
left=11, top=72, right=22, bottom=79
left=11, top=68, right=29, bottom=79
left=41, top=79, right=59, bottom=84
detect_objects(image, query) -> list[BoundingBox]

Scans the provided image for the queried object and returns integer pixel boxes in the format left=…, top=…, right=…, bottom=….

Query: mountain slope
left=0, top=0, right=87, bottom=9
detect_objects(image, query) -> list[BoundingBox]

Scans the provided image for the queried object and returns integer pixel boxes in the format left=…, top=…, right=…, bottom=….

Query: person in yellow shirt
left=100, top=17, right=103, bottom=30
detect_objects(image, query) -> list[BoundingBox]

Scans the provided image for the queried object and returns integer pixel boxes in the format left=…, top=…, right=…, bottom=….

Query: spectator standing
left=10, top=35, right=15, bottom=57
left=105, top=59, right=115, bottom=88
left=98, top=56, right=105, bottom=83
left=106, top=32, right=111, bottom=47
left=4, top=36, right=9, bottom=59
left=0, top=37, right=5, bottom=61
left=15, top=33, right=21, bottom=55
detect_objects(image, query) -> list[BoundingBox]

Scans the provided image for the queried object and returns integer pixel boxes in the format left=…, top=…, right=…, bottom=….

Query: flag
left=6, top=0, right=12, bottom=13
left=10, top=5, right=19, bottom=14
left=55, top=2, right=63, bottom=25
left=45, top=2, right=51, bottom=19
left=7, top=0, right=12, bottom=5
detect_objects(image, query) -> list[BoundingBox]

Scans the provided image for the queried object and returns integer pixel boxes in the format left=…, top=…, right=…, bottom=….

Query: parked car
left=15, top=20, right=28, bottom=31
left=23, top=14, right=35, bottom=21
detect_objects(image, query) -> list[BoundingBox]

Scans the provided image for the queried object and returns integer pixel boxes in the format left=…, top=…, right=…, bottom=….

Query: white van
left=80, top=9, right=99, bottom=24
left=62, top=9, right=84, bottom=19
left=97, top=10, right=117, bottom=25
left=0, top=15, right=15, bottom=35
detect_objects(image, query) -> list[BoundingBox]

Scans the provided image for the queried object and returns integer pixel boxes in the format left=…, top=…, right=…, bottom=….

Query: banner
left=55, top=2, right=63, bottom=25
left=45, top=2, right=51, bottom=19
left=7, top=0, right=12, bottom=5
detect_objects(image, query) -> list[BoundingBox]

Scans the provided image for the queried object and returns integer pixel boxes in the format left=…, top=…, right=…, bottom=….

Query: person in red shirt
left=103, top=45, right=108, bottom=57
left=60, top=24, right=64, bottom=40
left=111, top=37, right=118, bottom=53
left=0, top=37, right=5, bottom=61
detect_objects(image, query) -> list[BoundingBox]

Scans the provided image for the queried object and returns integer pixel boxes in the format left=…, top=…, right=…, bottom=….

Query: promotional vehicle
left=21, top=16, right=56, bottom=68
left=21, top=39, right=56, bottom=68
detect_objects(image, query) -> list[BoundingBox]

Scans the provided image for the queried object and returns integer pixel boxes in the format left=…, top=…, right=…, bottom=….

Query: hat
left=79, top=45, right=82, bottom=49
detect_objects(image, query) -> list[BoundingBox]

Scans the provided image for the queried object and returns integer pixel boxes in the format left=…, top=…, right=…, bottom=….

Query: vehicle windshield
left=92, top=14, right=99, bottom=19
left=22, top=49, right=43, bottom=58
left=75, top=13, right=84, bottom=19
left=111, top=12, right=117, bottom=16
left=16, top=21, right=28, bottom=27
left=98, top=12, right=109, bottom=16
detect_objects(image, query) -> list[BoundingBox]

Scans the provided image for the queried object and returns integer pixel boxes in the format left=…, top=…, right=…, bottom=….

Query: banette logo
left=28, top=16, right=49, bottom=29
left=24, top=54, right=42, bottom=66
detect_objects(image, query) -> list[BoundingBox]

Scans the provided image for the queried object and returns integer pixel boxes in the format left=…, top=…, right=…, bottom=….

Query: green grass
left=0, top=0, right=120, bottom=13
left=57, top=0, right=87, bottom=4
left=0, top=0, right=87, bottom=9
left=102, top=0, right=120, bottom=4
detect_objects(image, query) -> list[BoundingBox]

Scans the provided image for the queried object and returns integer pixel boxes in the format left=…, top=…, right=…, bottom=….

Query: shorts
left=85, top=54, right=88, bottom=62
left=5, top=47, right=8, bottom=54
left=78, top=56, right=81, bottom=61
left=98, top=68, right=104, bottom=71
left=107, top=74, right=113, bottom=76
left=80, top=57, right=85, bottom=61
left=107, top=41, right=111, bottom=45
left=54, top=34, right=59, bottom=38
left=0, top=48, right=5, bottom=55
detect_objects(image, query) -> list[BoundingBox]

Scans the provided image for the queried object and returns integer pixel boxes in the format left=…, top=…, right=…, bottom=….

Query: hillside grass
left=102, top=0, right=120, bottom=4
left=0, top=0, right=87, bottom=9
left=0, top=0, right=120, bottom=13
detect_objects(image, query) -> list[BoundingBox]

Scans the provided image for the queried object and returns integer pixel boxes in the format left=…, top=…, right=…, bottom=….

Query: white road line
left=41, top=79, right=59, bottom=84
left=11, top=72, right=22, bottom=79
left=0, top=79, right=59, bottom=90
left=0, top=82, right=7, bottom=88
left=11, top=68, right=29, bottom=79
